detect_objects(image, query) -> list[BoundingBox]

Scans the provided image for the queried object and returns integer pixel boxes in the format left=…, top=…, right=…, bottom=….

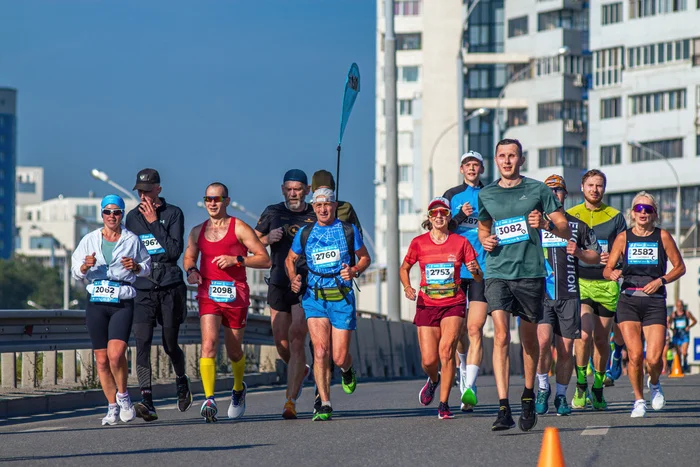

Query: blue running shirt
left=443, top=182, right=486, bottom=279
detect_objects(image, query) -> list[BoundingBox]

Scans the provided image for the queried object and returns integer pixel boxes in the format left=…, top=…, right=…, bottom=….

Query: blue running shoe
left=609, top=354, right=622, bottom=380
left=554, top=395, right=571, bottom=416
left=535, top=387, right=551, bottom=415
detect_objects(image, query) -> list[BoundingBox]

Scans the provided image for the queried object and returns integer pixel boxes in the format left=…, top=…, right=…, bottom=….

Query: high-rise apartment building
left=0, top=88, right=17, bottom=259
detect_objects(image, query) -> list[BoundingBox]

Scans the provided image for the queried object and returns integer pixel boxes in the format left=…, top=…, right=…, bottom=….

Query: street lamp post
left=492, top=47, right=570, bottom=165
left=428, top=108, right=488, bottom=202
left=90, top=169, right=139, bottom=202
left=456, top=0, right=482, bottom=158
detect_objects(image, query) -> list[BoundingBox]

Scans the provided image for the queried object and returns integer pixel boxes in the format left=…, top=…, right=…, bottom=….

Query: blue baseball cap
left=101, top=194, right=126, bottom=210
left=283, top=169, right=308, bottom=185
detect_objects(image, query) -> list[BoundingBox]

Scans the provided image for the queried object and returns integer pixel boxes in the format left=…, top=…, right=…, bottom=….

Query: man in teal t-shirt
left=477, top=138, right=571, bottom=433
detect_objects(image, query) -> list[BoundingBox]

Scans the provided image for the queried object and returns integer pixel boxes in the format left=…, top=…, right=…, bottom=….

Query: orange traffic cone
left=669, top=353, right=685, bottom=378
left=537, top=427, right=565, bottom=467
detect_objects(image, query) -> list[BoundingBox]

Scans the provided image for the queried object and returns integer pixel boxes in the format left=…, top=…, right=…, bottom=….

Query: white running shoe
left=631, top=399, right=647, bottom=418
left=101, top=405, right=120, bottom=426
left=650, top=384, right=666, bottom=410
left=228, top=382, right=247, bottom=419
left=116, top=394, right=135, bottom=422
left=296, top=365, right=311, bottom=400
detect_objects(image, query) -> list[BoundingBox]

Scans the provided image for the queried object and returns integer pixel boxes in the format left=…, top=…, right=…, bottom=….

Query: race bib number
left=139, top=233, right=165, bottom=255
left=425, top=263, right=454, bottom=285
left=495, top=216, right=529, bottom=245
left=541, top=230, right=567, bottom=248
left=209, top=281, right=236, bottom=303
left=598, top=240, right=609, bottom=253
left=90, top=280, right=120, bottom=303
left=628, top=242, right=658, bottom=265
left=674, top=318, right=687, bottom=330
left=461, top=215, right=479, bottom=229
left=312, top=246, right=341, bottom=268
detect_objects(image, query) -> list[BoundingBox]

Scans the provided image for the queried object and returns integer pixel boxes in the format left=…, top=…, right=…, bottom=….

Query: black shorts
left=133, top=283, right=188, bottom=328
left=86, top=298, right=134, bottom=349
left=616, top=295, right=667, bottom=326
left=267, top=283, right=302, bottom=313
left=459, top=279, right=486, bottom=303
left=539, top=298, right=581, bottom=339
left=581, top=298, right=616, bottom=318
left=485, top=278, right=544, bottom=323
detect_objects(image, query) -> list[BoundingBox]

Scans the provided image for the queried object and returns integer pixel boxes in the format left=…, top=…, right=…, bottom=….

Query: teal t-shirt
left=477, top=177, right=562, bottom=280
left=102, top=239, right=117, bottom=265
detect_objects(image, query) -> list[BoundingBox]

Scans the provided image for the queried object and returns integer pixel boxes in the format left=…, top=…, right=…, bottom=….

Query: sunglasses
left=102, top=209, right=123, bottom=217
left=633, top=203, right=656, bottom=214
left=428, top=208, right=450, bottom=218
left=550, top=188, right=566, bottom=194
left=203, top=196, right=226, bottom=203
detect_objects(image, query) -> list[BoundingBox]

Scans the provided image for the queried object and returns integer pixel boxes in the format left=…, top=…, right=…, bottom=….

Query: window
left=602, top=2, right=623, bottom=25
left=594, top=47, right=623, bottom=88
left=629, top=89, right=686, bottom=115
left=601, top=144, right=622, bottom=165
left=466, top=64, right=507, bottom=99
left=399, top=198, right=414, bottom=215
left=508, top=108, right=528, bottom=127
left=399, top=66, right=420, bottom=82
left=465, top=0, right=505, bottom=53
left=399, top=99, right=413, bottom=116
left=694, top=38, right=700, bottom=66
left=601, top=97, right=622, bottom=119
left=630, top=138, right=683, bottom=162
left=696, top=134, right=700, bottom=156
left=521, top=151, right=529, bottom=171
left=76, top=204, right=98, bottom=219
left=537, top=101, right=587, bottom=123
left=396, top=33, right=422, bottom=51
left=394, top=0, right=421, bottom=16
left=627, top=38, right=693, bottom=69
left=398, top=165, right=412, bottom=182
left=508, top=16, right=528, bottom=38
left=539, top=147, right=586, bottom=168
left=630, top=0, right=686, bottom=19
left=30, top=236, right=56, bottom=250
left=538, top=9, right=588, bottom=31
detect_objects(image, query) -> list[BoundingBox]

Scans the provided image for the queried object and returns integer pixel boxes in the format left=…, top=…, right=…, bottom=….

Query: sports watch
left=236, top=255, right=245, bottom=267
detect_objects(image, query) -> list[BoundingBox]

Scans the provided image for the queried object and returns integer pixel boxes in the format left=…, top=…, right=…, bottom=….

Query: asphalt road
left=1, top=374, right=699, bottom=466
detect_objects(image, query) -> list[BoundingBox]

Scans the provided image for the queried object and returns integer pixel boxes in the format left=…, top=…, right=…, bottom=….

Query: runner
left=669, top=299, right=697, bottom=373
left=603, top=191, right=686, bottom=417
left=71, top=195, right=151, bottom=426
left=567, top=170, right=627, bottom=410
left=400, top=196, right=482, bottom=419
left=533, top=175, right=600, bottom=416
left=285, top=187, right=371, bottom=421
left=477, top=139, right=571, bottom=432
left=183, top=182, right=271, bottom=422
left=255, top=169, right=316, bottom=419
left=442, top=151, right=488, bottom=412
left=125, top=168, right=192, bottom=421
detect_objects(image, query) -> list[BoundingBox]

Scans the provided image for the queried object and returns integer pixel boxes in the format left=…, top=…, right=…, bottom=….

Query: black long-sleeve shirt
left=125, top=198, right=185, bottom=290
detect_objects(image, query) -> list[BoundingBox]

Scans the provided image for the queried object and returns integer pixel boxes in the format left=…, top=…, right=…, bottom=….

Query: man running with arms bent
left=184, top=182, right=271, bottom=422
left=478, top=139, right=571, bottom=432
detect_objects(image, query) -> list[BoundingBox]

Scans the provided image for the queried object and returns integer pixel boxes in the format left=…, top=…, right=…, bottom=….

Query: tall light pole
left=628, top=141, right=682, bottom=299
left=428, top=108, right=488, bottom=202
left=384, top=0, right=400, bottom=322
left=90, top=169, right=139, bottom=202
left=456, top=0, right=482, bottom=158
left=492, top=46, right=570, bottom=163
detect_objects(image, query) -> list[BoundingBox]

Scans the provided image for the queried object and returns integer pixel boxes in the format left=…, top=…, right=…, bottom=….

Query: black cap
left=133, top=168, right=161, bottom=191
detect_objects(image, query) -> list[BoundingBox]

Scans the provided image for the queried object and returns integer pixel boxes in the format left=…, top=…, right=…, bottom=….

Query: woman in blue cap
left=71, top=195, right=152, bottom=426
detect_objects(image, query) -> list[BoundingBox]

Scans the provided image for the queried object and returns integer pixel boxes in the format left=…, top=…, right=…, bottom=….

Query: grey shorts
left=485, top=278, right=545, bottom=323
left=539, top=298, right=581, bottom=339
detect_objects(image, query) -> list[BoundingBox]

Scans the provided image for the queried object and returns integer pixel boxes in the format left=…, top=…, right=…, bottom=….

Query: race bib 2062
left=90, top=280, right=121, bottom=303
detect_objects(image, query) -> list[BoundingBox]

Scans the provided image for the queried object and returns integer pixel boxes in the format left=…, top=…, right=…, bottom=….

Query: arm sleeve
left=290, top=227, right=304, bottom=255
left=255, top=207, right=271, bottom=235
left=403, top=238, right=419, bottom=265
left=444, top=187, right=468, bottom=223
left=352, top=225, right=364, bottom=251
left=477, top=193, right=491, bottom=222
left=541, top=184, right=563, bottom=214
left=148, top=207, right=185, bottom=262
left=135, top=241, right=152, bottom=277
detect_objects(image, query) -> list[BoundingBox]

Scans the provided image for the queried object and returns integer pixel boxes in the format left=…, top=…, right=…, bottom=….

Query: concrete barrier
left=371, top=320, right=392, bottom=379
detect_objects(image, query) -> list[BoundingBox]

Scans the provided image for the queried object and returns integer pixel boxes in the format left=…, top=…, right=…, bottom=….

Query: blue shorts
left=672, top=334, right=690, bottom=347
left=302, top=293, right=356, bottom=331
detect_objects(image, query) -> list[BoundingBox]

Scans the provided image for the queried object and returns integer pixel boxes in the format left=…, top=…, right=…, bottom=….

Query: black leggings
left=86, top=298, right=134, bottom=349
left=132, top=284, right=187, bottom=390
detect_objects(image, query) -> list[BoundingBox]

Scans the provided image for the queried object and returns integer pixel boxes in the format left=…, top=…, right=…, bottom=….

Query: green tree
left=0, top=256, right=82, bottom=309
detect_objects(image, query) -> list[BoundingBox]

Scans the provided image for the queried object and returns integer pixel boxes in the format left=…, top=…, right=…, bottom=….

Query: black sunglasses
left=102, top=209, right=123, bottom=216
left=203, top=196, right=226, bottom=203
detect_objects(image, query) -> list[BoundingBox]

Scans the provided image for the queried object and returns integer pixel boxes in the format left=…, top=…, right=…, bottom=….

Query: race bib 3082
left=495, top=216, right=529, bottom=245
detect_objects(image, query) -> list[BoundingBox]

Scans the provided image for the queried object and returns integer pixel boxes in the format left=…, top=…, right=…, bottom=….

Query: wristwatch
left=236, top=255, right=245, bottom=267
left=352, top=267, right=361, bottom=278
left=186, top=267, right=198, bottom=276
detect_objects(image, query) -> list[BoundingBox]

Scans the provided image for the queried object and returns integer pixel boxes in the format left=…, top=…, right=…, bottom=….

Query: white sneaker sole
left=101, top=418, right=118, bottom=426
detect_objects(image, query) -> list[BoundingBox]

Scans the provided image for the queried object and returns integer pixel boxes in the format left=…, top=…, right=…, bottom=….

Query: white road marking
left=581, top=426, right=610, bottom=436
left=20, top=426, right=67, bottom=433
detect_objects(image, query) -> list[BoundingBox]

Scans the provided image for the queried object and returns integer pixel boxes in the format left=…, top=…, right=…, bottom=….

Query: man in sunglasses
left=125, top=168, right=191, bottom=421
left=442, top=150, right=488, bottom=412
left=255, top=169, right=316, bottom=419
left=184, top=182, right=271, bottom=422
left=532, top=175, right=601, bottom=416
left=477, top=139, right=571, bottom=432
left=567, top=169, right=627, bottom=410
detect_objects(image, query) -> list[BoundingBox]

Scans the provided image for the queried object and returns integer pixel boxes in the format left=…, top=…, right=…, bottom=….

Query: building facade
left=0, top=88, right=17, bottom=259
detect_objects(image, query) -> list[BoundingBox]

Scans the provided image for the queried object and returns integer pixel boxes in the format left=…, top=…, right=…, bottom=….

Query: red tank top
left=197, top=218, right=249, bottom=308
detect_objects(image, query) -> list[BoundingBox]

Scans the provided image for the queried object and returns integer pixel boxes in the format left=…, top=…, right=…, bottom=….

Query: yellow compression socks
left=200, top=358, right=216, bottom=398
left=231, top=356, right=246, bottom=391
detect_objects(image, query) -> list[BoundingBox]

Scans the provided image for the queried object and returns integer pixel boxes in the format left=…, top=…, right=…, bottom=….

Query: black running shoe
left=176, top=375, right=193, bottom=412
left=135, top=399, right=158, bottom=422
left=313, top=386, right=322, bottom=414
left=491, top=405, right=515, bottom=431
left=313, top=404, right=332, bottom=421
left=519, top=397, right=538, bottom=432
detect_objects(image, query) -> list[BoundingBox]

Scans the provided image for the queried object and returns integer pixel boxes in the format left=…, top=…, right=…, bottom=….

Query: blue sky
left=0, top=0, right=376, bottom=235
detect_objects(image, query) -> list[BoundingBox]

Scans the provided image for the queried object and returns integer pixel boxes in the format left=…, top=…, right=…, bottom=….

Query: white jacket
left=71, top=227, right=152, bottom=300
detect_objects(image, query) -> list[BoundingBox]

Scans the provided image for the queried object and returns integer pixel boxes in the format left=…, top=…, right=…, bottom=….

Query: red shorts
left=413, top=304, right=465, bottom=327
left=198, top=297, right=248, bottom=329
